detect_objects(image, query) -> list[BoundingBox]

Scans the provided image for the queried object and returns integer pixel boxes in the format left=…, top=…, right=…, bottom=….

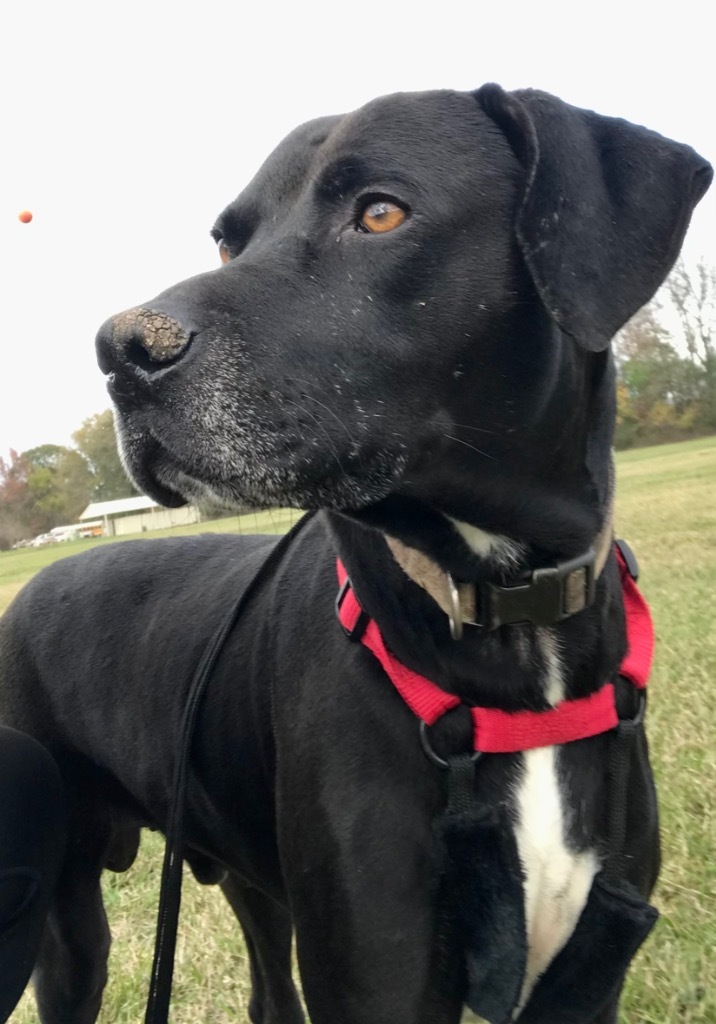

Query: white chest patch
left=440, top=516, right=598, bottom=1016
left=513, top=746, right=598, bottom=1014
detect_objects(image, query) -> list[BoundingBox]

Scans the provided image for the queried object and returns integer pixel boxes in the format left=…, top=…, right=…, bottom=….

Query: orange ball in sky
left=18, top=210, right=33, bottom=224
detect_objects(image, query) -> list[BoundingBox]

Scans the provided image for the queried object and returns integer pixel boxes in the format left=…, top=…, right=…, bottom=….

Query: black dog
left=0, top=84, right=711, bottom=1024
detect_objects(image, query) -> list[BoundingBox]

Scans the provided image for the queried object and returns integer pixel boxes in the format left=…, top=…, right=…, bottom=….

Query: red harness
left=336, top=548, right=653, bottom=754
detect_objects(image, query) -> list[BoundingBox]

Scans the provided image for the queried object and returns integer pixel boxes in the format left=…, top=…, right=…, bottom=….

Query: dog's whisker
left=442, top=433, right=497, bottom=461
left=450, top=423, right=501, bottom=436
left=298, top=393, right=355, bottom=438
left=283, top=398, right=349, bottom=478
left=277, top=376, right=357, bottom=439
left=278, top=375, right=327, bottom=391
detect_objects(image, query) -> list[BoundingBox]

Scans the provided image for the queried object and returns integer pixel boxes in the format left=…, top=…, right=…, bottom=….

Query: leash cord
left=144, top=511, right=315, bottom=1024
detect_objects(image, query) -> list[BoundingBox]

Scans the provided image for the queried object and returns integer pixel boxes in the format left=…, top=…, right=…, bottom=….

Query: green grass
left=0, top=507, right=299, bottom=617
left=3, top=438, right=716, bottom=1023
left=612, top=437, right=716, bottom=1024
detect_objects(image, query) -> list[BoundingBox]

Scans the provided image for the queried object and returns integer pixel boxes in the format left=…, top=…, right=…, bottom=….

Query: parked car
left=31, top=533, right=55, bottom=547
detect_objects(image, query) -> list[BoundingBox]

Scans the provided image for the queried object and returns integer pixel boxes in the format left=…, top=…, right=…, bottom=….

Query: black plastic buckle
left=335, top=577, right=370, bottom=642
left=615, top=538, right=639, bottom=582
left=477, top=548, right=597, bottom=630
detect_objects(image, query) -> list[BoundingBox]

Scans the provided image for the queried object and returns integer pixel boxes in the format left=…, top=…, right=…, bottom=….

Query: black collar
left=462, top=546, right=597, bottom=631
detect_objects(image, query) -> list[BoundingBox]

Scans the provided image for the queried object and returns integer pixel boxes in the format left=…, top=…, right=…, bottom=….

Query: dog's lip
left=132, top=463, right=188, bottom=509
left=118, top=428, right=190, bottom=508
left=143, top=477, right=188, bottom=509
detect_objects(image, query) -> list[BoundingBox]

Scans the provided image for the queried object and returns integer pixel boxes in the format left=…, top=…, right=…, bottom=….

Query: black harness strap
left=604, top=686, right=646, bottom=885
left=144, top=511, right=314, bottom=1024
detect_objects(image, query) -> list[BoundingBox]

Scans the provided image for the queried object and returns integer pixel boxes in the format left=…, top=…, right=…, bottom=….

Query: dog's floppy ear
left=476, top=83, right=713, bottom=351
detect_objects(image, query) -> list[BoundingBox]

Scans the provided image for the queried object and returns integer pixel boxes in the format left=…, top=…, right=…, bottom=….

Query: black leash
left=144, top=511, right=314, bottom=1024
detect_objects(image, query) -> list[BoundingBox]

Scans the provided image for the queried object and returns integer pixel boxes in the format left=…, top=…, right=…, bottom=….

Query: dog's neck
left=325, top=423, right=622, bottom=720
left=384, top=508, right=614, bottom=630
left=335, top=444, right=616, bottom=631
left=326, top=348, right=621, bottom=708
left=326, top=494, right=623, bottom=715
left=385, top=448, right=615, bottom=631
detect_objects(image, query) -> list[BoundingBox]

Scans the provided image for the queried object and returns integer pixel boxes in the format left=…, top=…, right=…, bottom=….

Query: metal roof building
left=79, top=495, right=202, bottom=537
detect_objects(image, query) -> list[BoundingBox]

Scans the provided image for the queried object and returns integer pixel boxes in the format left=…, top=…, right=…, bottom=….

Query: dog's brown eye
left=358, top=200, right=407, bottom=234
left=218, top=239, right=231, bottom=264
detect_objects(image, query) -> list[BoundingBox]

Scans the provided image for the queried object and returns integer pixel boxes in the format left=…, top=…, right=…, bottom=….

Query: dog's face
left=97, top=85, right=711, bottom=542
left=98, top=91, right=532, bottom=513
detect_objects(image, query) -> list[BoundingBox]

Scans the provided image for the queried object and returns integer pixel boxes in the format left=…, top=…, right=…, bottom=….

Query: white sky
left=1, top=0, right=714, bottom=457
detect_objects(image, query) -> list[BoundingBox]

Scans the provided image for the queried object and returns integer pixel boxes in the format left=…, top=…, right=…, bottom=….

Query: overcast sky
left=1, top=0, right=714, bottom=458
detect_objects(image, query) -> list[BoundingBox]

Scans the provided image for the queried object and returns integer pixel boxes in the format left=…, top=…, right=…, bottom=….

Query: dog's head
left=96, top=85, right=711, bottom=554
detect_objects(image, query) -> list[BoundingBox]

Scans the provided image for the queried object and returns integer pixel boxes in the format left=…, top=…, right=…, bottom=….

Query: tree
left=659, top=258, right=716, bottom=430
left=0, top=450, right=33, bottom=549
left=660, top=257, right=716, bottom=427
left=0, top=412, right=139, bottom=548
left=22, top=445, right=94, bottom=531
left=72, top=410, right=138, bottom=501
left=613, top=301, right=703, bottom=447
left=55, top=448, right=97, bottom=522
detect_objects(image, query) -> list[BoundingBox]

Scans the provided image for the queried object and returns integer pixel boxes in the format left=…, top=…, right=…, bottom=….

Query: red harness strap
left=336, top=548, right=653, bottom=754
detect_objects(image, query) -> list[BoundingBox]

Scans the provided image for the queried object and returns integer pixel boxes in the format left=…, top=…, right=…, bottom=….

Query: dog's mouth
left=114, top=427, right=189, bottom=508
left=114, top=411, right=410, bottom=515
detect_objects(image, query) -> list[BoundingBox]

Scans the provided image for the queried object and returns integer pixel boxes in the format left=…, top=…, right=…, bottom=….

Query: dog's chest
left=512, top=744, right=598, bottom=1011
left=484, top=622, right=597, bottom=1011
left=444, top=531, right=600, bottom=1008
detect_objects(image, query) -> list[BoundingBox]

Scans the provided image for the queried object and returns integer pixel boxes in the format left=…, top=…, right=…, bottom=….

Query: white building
left=79, top=496, right=202, bottom=537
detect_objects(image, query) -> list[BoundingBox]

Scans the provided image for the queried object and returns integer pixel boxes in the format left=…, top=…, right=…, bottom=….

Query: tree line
left=615, top=257, right=716, bottom=448
left=1, top=257, right=714, bottom=550
left=0, top=410, right=137, bottom=550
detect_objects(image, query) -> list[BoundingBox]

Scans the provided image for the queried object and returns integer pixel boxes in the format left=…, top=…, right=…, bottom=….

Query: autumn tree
left=72, top=410, right=138, bottom=501
left=0, top=450, right=33, bottom=549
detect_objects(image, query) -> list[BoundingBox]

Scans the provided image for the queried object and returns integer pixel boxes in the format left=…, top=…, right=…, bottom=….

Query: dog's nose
left=96, top=307, right=192, bottom=376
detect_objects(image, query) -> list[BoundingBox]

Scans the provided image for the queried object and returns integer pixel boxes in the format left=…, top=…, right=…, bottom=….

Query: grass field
left=2, top=437, right=715, bottom=1023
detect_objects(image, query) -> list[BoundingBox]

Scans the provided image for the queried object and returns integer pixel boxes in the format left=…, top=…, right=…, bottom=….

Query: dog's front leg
left=32, top=803, right=112, bottom=1024
left=220, top=873, right=304, bottom=1024
left=279, top=784, right=463, bottom=1024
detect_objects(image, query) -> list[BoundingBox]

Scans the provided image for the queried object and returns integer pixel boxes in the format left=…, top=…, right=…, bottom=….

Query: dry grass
left=3, top=437, right=715, bottom=1022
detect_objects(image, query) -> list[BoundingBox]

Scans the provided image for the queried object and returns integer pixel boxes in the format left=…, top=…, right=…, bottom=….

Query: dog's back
left=0, top=532, right=278, bottom=757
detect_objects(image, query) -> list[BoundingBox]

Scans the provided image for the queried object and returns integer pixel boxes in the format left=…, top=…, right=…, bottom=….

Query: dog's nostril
left=98, top=307, right=193, bottom=376
left=126, top=332, right=194, bottom=374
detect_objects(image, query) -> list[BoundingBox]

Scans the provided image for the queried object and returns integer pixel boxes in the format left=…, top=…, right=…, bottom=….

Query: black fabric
left=518, top=874, right=658, bottom=1024
left=0, top=727, right=66, bottom=1023
left=604, top=718, right=640, bottom=884
left=434, top=790, right=526, bottom=1024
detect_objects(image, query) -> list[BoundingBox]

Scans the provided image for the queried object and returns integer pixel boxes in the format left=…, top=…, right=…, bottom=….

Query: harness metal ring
left=631, top=688, right=647, bottom=726
left=615, top=676, right=647, bottom=727
left=419, top=720, right=482, bottom=769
